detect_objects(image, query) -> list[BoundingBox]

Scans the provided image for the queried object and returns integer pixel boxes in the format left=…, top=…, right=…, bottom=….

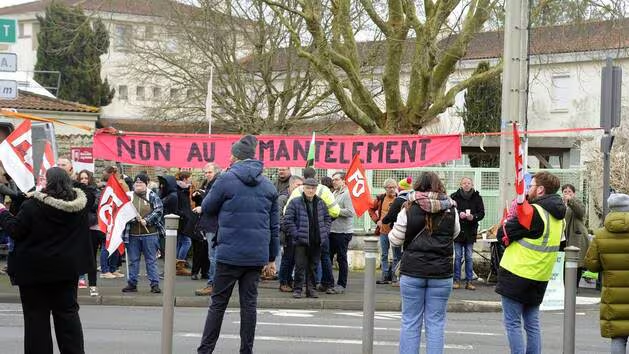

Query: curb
left=0, top=293, right=598, bottom=313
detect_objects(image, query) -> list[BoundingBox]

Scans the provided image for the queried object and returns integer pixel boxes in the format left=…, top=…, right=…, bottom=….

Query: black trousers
left=198, top=262, right=262, bottom=354
left=294, top=245, right=321, bottom=292
left=19, top=280, right=85, bottom=354
left=191, top=238, right=209, bottom=277
left=87, top=230, right=104, bottom=286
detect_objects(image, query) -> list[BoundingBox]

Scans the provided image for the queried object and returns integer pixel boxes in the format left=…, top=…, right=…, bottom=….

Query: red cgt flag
left=513, top=123, right=533, bottom=229
left=98, top=176, right=136, bottom=256
left=345, top=154, right=373, bottom=217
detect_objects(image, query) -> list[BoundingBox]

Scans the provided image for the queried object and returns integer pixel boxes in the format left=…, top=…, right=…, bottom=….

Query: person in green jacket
left=585, top=193, right=629, bottom=354
left=561, top=184, right=590, bottom=288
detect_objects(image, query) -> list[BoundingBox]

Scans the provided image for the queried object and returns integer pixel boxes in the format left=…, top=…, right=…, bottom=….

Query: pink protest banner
left=93, top=130, right=461, bottom=169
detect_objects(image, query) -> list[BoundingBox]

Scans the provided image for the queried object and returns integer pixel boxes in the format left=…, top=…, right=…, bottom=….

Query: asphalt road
left=0, top=304, right=608, bottom=353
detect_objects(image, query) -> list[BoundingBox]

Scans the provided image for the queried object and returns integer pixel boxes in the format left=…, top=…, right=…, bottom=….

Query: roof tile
left=0, top=90, right=99, bottom=113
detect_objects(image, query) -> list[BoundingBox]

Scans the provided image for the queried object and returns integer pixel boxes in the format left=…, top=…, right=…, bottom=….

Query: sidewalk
left=0, top=269, right=601, bottom=312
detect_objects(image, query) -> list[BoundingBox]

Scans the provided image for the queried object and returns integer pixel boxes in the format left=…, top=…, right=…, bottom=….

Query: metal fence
left=266, top=167, right=588, bottom=232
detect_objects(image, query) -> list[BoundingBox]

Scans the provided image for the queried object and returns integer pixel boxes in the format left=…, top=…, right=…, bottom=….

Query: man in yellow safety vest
left=495, top=171, right=566, bottom=354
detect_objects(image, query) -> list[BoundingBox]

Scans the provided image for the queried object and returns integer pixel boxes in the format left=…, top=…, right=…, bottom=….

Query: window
left=186, top=89, right=194, bottom=100
left=18, top=22, right=26, bottom=38
left=170, top=88, right=179, bottom=98
left=114, top=24, right=132, bottom=50
left=118, top=85, right=128, bottom=100
left=551, top=74, right=571, bottom=112
left=152, top=86, right=161, bottom=100
left=144, top=25, right=154, bottom=40
left=136, top=86, right=145, bottom=101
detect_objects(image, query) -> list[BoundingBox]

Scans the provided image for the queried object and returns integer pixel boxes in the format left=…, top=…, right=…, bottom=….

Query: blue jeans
left=127, top=235, right=160, bottom=287
left=315, top=242, right=334, bottom=287
left=454, top=242, right=474, bottom=281
left=206, top=233, right=216, bottom=286
left=612, top=336, right=628, bottom=354
left=379, top=233, right=402, bottom=281
left=177, top=234, right=192, bottom=260
left=399, top=275, right=452, bottom=354
left=100, top=239, right=120, bottom=273
left=501, top=296, right=541, bottom=354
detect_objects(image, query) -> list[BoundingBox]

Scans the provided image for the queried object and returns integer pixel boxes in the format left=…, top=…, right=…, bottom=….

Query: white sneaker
left=100, top=272, right=116, bottom=279
left=89, top=286, right=99, bottom=297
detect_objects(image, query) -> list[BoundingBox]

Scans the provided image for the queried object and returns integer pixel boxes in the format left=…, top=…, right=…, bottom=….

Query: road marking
left=233, top=321, right=501, bottom=337
left=178, top=333, right=473, bottom=349
left=234, top=321, right=399, bottom=331
left=334, top=311, right=401, bottom=320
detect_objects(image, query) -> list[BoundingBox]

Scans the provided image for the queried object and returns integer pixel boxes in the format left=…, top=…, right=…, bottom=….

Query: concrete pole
left=563, top=246, right=580, bottom=354
left=362, top=237, right=379, bottom=354
left=498, top=0, right=529, bottom=220
left=162, top=214, right=179, bottom=354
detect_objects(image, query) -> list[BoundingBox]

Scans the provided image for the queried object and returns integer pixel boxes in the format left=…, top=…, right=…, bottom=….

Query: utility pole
left=498, top=0, right=530, bottom=219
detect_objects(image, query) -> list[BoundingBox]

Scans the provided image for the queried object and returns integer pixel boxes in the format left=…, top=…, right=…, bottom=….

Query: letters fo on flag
left=98, top=176, right=136, bottom=256
left=513, top=123, right=533, bottom=229
left=345, top=154, right=373, bottom=217
left=0, top=120, right=35, bottom=193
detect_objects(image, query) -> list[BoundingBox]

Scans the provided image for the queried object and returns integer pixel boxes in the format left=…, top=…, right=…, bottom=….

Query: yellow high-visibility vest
left=500, top=204, right=564, bottom=282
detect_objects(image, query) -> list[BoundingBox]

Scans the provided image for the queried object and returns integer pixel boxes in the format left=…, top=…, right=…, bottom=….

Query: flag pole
left=206, top=66, right=213, bottom=135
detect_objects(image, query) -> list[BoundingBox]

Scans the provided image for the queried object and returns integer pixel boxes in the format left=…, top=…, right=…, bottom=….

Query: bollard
left=563, top=246, right=580, bottom=354
left=162, top=214, right=179, bottom=354
left=362, top=237, right=379, bottom=354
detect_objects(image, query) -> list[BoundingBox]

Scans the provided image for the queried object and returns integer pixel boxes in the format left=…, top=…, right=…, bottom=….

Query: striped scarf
left=413, top=191, right=456, bottom=213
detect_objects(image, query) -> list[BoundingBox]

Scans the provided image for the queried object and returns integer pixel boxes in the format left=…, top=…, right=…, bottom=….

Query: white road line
left=233, top=321, right=501, bottom=337
left=178, top=333, right=474, bottom=350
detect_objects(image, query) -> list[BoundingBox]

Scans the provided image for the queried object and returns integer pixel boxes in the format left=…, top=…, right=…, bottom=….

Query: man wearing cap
left=495, top=171, right=566, bottom=354
left=585, top=193, right=629, bottom=353
left=121, top=173, right=165, bottom=294
left=284, top=177, right=332, bottom=299
left=198, top=135, right=280, bottom=354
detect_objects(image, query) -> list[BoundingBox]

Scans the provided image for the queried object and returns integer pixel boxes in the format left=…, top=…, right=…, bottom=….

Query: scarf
left=460, top=189, right=474, bottom=200
left=414, top=191, right=456, bottom=213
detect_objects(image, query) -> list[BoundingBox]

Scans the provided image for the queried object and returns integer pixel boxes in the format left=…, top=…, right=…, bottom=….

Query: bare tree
left=123, top=0, right=339, bottom=133
left=260, top=0, right=506, bottom=133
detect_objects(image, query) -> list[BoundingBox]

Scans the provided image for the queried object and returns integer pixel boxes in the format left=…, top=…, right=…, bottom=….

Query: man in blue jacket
left=197, top=135, right=280, bottom=354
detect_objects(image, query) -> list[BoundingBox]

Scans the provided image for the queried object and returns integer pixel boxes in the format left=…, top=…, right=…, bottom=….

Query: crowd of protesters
left=0, top=132, right=626, bottom=354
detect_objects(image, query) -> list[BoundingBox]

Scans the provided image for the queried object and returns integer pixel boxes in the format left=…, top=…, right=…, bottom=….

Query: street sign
left=0, top=53, right=17, bottom=72
left=0, top=79, right=18, bottom=99
left=0, top=19, right=17, bottom=44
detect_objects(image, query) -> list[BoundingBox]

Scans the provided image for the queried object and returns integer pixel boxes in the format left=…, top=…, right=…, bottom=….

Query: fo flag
left=0, top=120, right=35, bottom=193
left=98, top=176, right=136, bottom=256
left=513, top=123, right=533, bottom=229
left=345, top=154, right=373, bottom=217
left=36, top=141, right=55, bottom=191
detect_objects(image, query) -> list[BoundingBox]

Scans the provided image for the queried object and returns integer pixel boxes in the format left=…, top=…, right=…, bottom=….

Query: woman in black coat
left=0, top=167, right=92, bottom=354
left=450, top=177, right=485, bottom=290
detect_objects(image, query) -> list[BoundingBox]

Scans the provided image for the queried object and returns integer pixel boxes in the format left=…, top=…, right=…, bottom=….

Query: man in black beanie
left=198, top=134, right=280, bottom=354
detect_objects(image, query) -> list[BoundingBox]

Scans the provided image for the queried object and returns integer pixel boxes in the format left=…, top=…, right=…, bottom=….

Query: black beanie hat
left=231, top=135, right=257, bottom=160
left=134, top=173, right=149, bottom=185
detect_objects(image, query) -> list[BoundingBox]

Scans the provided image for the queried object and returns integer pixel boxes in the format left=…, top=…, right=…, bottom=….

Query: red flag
left=36, top=141, right=55, bottom=190
left=345, top=154, right=373, bottom=217
left=98, top=176, right=136, bottom=256
left=513, top=123, right=533, bottom=229
left=0, top=120, right=35, bottom=192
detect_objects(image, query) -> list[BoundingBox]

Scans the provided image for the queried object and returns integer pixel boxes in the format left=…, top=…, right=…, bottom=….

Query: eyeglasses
left=385, top=186, right=397, bottom=189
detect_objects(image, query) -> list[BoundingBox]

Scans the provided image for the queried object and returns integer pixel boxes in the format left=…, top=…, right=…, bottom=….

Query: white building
left=0, top=0, right=227, bottom=121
